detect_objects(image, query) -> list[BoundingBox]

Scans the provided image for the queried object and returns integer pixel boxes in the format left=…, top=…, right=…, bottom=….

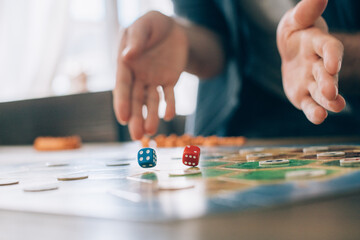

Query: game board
left=0, top=142, right=360, bottom=222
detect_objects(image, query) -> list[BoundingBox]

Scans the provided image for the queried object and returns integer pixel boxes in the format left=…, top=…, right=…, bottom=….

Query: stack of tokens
left=140, top=134, right=246, bottom=148
left=259, top=159, right=289, bottom=166
left=303, top=146, right=329, bottom=154
left=317, top=151, right=345, bottom=159
left=340, top=158, right=360, bottom=166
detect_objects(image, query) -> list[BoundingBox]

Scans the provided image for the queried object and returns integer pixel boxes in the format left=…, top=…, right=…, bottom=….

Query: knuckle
left=147, top=10, right=161, bottom=17
left=312, top=60, right=322, bottom=80
left=325, top=38, right=344, bottom=52
left=148, top=93, right=159, bottom=103
left=136, top=71, right=148, bottom=82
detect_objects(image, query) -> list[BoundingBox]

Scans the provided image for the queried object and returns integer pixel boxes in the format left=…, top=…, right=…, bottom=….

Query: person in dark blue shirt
left=113, top=0, right=360, bottom=139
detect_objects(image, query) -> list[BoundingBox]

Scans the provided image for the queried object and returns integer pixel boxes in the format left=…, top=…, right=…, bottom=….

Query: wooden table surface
left=1, top=137, right=360, bottom=240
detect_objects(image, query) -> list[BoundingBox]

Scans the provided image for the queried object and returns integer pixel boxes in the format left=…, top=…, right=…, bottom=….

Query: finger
left=144, top=86, right=160, bottom=135
left=312, top=34, right=343, bottom=75
left=128, top=81, right=145, bottom=140
left=300, top=96, right=328, bottom=125
left=113, top=62, right=132, bottom=125
left=122, top=22, right=151, bottom=60
left=122, top=11, right=173, bottom=61
left=292, top=0, right=328, bottom=30
left=163, top=86, right=176, bottom=121
left=312, top=59, right=338, bottom=100
left=308, top=81, right=346, bottom=113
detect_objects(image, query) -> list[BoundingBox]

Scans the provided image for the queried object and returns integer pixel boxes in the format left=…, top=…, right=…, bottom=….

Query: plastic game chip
left=259, top=159, right=289, bottom=166
left=23, top=183, right=59, bottom=192
left=317, top=151, right=345, bottom=158
left=285, top=169, right=326, bottom=180
left=303, top=146, right=329, bottom=153
left=0, top=179, right=19, bottom=186
left=277, top=147, right=299, bottom=151
left=105, top=161, right=131, bottom=167
left=340, top=158, right=360, bottom=166
left=45, top=161, right=70, bottom=167
left=168, top=169, right=202, bottom=177
left=57, top=172, right=89, bottom=181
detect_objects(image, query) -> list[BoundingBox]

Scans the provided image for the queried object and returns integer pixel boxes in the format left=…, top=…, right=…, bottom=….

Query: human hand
left=113, top=11, right=188, bottom=140
left=277, top=0, right=346, bottom=124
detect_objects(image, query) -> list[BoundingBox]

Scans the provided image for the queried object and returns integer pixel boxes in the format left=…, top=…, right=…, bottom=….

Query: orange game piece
left=164, top=134, right=177, bottom=147
left=192, top=136, right=205, bottom=145
left=34, top=136, right=82, bottom=151
left=203, top=136, right=218, bottom=146
left=150, top=134, right=246, bottom=148
left=141, top=137, right=150, bottom=148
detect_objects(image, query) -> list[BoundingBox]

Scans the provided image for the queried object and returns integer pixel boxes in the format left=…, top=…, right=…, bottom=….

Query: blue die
left=137, top=148, right=157, bottom=168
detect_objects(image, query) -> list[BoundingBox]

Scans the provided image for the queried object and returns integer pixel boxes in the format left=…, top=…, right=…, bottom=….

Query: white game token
left=303, top=146, right=329, bottom=153
left=259, top=159, right=289, bottom=166
left=239, top=147, right=265, bottom=155
left=45, top=161, right=70, bottom=167
left=0, top=179, right=19, bottom=186
left=168, top=169, right=202, bottom=177
left=157, top=181, right=195, bottom=191
left=105, top=161, right=130, bottom=167
left=277, top=147, right=301, bottom=152
left=116, top=157, right=135, bottom=161
left=57, top=172, right=89, bottom=181
left=285, top=169, right=326, bottom=180
left=317, top=151, right=345, bottom=158
left=23, top=183, right=59, bottom=192
left=340, top=158, right=360, bottom=166
left=246, top=153, right=273, bottom=161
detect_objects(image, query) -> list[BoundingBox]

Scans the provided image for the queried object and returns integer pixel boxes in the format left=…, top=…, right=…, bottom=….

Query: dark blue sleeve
left=324, top=0, right=360, bottom=32
left=171, top=0, right=231, bottom=58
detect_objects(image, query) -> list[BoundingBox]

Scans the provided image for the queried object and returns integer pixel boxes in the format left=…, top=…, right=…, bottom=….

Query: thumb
left=122, top=22, right=150, bottom=60
left=122, top=11, right=173, bottom=61
left=292, top=0, right=328, bottom=30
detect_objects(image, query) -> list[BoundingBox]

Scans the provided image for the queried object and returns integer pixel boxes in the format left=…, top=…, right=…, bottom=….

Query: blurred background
left=0, top=0, right=198, bottom=117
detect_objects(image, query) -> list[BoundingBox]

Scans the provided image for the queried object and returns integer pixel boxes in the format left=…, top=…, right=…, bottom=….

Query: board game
left=1, top=142, right=360, bottom=222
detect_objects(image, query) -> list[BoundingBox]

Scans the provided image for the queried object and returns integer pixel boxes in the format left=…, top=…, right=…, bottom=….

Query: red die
left=182, top=145, right=200, bottom=167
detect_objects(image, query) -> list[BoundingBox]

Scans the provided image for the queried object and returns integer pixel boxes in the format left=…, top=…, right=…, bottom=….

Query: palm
left=127, top=24, right=187, bottom=87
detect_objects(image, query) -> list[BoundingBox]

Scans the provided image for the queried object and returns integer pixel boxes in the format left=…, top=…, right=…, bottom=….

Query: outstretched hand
left=113, top=11, right=188, bottom=140
left=277, top=0, right=346, bottom=124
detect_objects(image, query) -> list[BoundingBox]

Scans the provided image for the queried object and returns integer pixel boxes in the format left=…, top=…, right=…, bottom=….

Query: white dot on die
left=140, top=151, right=143, bottom=155
left=187, top=146, right=190, bottom=148
left=185, top=155, right=188, bottom=157
left=185, top=161, right=187, bottom=164
left=192, top=163, right=195, bottom=165
left=146, top=156, right=150, bottom=160
left=194, top=151, right=197, bottom=153
left=146, top=150, right=150, bottom=154
left=139, top=157, right=143, bottom=161
left=189, top=155, right=192, bottom=158
left=149, top=164, right=152, bottom=166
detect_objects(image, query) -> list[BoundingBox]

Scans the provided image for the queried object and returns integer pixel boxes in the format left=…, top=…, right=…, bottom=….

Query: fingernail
left=118, top=120, right=128, bottom=126
left=334, top=85, right=338, bottom=97
left=337, top=60, right=342, bottom=73
left=122, top=47, right=131, bottom=58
